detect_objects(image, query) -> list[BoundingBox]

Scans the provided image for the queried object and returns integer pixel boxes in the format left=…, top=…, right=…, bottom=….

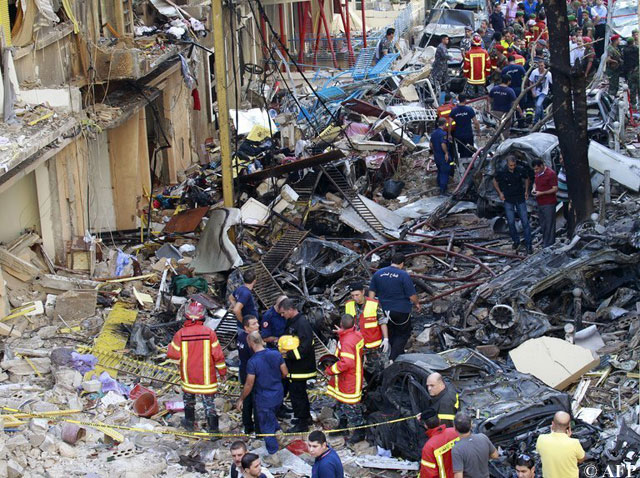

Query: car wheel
left=477, top=196, right=489, bottom=218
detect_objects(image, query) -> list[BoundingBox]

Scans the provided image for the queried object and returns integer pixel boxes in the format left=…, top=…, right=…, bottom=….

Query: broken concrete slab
left=509, top=336, right=600, bottom=390
left=589, top=140, right=640, bottom=191
left=53, top=290, right=97, bottom=323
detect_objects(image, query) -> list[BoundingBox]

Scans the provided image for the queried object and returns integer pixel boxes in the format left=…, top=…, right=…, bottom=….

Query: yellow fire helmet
left=278, top=335, right=300, bottom=353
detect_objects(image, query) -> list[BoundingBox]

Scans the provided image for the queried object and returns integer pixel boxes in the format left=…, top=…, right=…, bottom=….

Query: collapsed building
left=0, top=0, right=639, bottom=477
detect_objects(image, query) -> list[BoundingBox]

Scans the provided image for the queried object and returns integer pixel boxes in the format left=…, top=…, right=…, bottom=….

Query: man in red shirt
left=418, top=408, right=459, bottom=478
left=531, top=158, right=558, bottom=248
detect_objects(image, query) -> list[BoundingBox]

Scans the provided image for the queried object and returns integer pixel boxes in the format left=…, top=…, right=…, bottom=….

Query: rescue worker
left=344, top=282, right=389, bottom=384
left=436, top=94, right=456, bottom=135
left=237, top=315, right=260, bottom=434
left=236, top=332, right=288, bottom=456
left=368, top=252, right=421, bottom=361
left=261, top=295, right=288, bottom=347
left=230, top=270, right=259, bottom=327
left=167, top=300, right=227, bottom=432
left=418, top=408, right=460, bottom=478
left=607, top=35, right=623, bottom=97
left=426, top=372, right=459, bottom=427
left=279, top=298, right=316, bottom=432
left=463, top=34, right=491, bottom=98
left=325, top=314, right=366, bottom=444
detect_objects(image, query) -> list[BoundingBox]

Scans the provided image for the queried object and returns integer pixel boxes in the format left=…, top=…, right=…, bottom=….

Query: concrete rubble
left=0, top=0, right=640, bottom=477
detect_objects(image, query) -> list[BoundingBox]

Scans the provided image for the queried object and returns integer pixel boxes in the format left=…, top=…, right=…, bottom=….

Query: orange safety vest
left=167, top=321, right=227, bottom=394
left=345, top=299, right=383, bottom=349
left=325, top=327, right=364, bottom=404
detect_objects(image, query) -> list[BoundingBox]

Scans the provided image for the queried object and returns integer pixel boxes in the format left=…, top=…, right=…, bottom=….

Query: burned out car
left=542, top=89, right=621, bottom=145
left=366, top=348, right=600, bottom=474
left=475, top=132, right=559, bottom=218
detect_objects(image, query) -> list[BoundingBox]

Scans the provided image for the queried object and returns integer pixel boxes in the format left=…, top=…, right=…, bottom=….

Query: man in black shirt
left=426, top=372, right=460, bottom=427
left=493, top=156, right=533, bottom=254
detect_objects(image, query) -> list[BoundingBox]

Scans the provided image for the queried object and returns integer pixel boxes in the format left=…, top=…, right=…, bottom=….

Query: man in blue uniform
left=260, top=295, right=288, bottom=347
left=236, top=331, right=288, bottom=455
left=309, top=430, right=344, bottom=478
left=368, top=252, right=421, bottom=361
left=231, top=270, right=259, bottom=326
left=430, top=117, right=453, bottom=195
left=449, top=94, right=480, bottom=159
left=237, top=315, right=259, bottom=434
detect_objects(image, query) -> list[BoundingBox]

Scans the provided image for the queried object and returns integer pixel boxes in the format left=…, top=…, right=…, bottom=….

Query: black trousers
left=289, top=379, right=311, bottom=421
left=453, top=135, right=474, bottom=158
left=387, top=311, right=412, bottom=360
left=242, top=391, right=259, bottom=433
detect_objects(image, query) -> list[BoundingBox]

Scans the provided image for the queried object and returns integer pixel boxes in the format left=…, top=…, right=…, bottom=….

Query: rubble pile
left=2, top=1, right=640, bottom=476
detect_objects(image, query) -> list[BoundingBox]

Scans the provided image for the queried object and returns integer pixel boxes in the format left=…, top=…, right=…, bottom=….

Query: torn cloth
left=179, top=53, right=196, bottom=89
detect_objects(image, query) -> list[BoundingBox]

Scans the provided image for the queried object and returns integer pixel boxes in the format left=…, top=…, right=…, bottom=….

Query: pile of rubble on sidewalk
left=2, top=47, right=640, bottom=478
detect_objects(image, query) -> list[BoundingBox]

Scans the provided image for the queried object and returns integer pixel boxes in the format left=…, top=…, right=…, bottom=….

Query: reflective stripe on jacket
left=167, top=320, right=227, bottom=394
left=463, top=46, right=492, bottom=84
left=420, top=425, right=460, bottom=478
left=325, top=327, right=364, bottom=404
left=344, top=298, right=383, bottom=349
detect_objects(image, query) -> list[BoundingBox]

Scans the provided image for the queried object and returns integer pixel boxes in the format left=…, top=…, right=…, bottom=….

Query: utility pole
left=211, top=0, right=234, bottom=208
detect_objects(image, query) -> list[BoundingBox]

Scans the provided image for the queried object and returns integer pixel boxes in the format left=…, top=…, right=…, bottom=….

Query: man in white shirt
left=570, top=36, right=584, bottom=66
left=229, top=442, right=274, bottom=478
left=528, top=59, right=552, bottom=123
left=590, top=0, right=607, bottom=58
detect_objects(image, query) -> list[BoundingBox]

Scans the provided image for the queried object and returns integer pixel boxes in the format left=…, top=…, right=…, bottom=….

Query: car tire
left=477, top=196, right=489, bottom=218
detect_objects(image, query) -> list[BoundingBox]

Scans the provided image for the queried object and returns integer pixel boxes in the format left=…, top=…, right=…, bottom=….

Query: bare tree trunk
left=545, top=0, right=594, bottom=231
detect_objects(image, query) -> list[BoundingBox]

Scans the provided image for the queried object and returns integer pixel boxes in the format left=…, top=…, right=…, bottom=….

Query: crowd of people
left=425, top=0, right=639, bottom=196
left=164, top=248, right=589, bottom=477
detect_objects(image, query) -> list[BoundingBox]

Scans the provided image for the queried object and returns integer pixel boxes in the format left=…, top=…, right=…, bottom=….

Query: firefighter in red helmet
left=167, top=300, right=227, bottom=432
left=463, top=34, right=492, bottom=98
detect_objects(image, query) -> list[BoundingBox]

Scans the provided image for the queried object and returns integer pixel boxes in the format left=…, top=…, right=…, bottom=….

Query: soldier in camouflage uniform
left=513, top=12, right=526, bottom=39
left=624, top=31, right=639, bottom=108
left=607, top=35, right=623, bottom=96
left=431, top=35, right=452, bottom=92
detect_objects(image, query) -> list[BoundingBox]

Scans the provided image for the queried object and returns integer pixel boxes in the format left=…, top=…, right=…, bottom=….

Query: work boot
left=526, top=245, right=533, bottom=255
left=286, top=419, right=309, bottom=433
left=182, top=406, right=195, bottom=432
left=512, top=241, right=520, bottom=250
left=348, top=428, right=366, bottom=445
left=206, top=414, right=219, bottom=434
left=336, top=417, right=349, bottom=436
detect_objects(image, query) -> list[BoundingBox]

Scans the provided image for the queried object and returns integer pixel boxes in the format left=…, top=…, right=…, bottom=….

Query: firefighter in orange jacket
left=418, top=408, right=460, bottom=478
left=344, top=282, right=389, bottom=383
left=463, top=34, right=491, bottom=98
left=324, top=314, right=366, bottom=444
left=167, top=300, right=227, bottom=432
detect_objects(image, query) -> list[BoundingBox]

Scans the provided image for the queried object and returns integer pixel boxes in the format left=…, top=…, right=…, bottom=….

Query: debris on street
left=1, top=0, right=639, bottom=477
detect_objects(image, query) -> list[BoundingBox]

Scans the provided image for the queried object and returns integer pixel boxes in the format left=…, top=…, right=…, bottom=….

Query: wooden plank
left=34, top=274, right=100, bottom=293
left=0, top=248, right=41, bottom=282
left=108, top=111, right=143, bottom=230
left=0, top=268, right=9, bottom=317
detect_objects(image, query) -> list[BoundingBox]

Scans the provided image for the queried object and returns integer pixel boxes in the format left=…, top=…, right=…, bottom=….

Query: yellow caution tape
left=0, top=406, right=418, bottom=439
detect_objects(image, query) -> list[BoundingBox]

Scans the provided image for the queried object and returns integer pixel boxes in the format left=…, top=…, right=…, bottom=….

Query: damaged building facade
left=0, top=0, right=639, bottom=477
